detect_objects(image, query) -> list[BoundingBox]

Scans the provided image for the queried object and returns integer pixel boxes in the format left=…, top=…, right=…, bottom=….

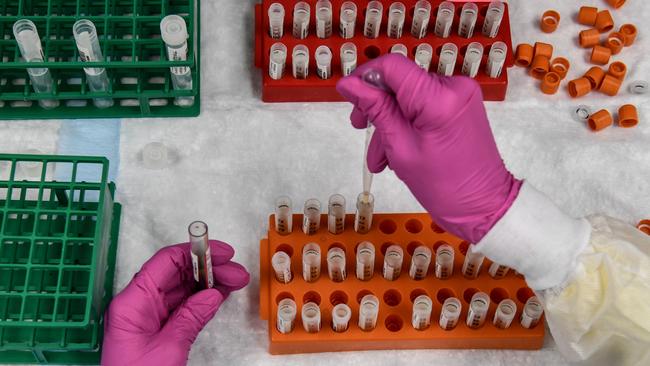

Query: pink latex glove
left=336, top=54, right=521, bottom=243
left=102, top=241, right=250, bottom=366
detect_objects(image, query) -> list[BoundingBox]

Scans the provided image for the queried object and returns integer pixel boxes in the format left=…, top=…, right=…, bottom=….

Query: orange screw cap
left=590, top=45, right=611, bottom=65
left=551, top=57, right=570, bottom=79
left=607, top=0, right=626, bottom=9
left=588, top=109, right=613, bottom=131
left=595, top=10, right=615, bottom=33
left=584, top=67, right=606, bottom=89
left=515, top=44, right=534, bottom=67
left=579, top=29, right=601, bottom=48
left=619, top=24, right=637, bottom=46
left=618, top=104, right=638, bottom=128
left=540, top=10, right=560, bottom=33
left=541, top=72, right=561, bottom=94
left=533, top=42, right=553, bottom=59
left=608, top=61, right=627, bottom=80
left=578, top=6, right=598, bottom=26
left=530, top=55, right=550, bottom=79
left=604, top=32, right=625, bottom=55
left=599, top=74, right=622, bottom=96
left=638, top=220, right=650, bottom=235
left=568, top=78, right=592, bottom=98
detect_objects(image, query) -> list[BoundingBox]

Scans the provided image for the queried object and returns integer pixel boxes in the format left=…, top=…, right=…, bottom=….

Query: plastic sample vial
left=356, top=241, right=375, bottom=280
left=188, top=221, right=214, bottom=289
left=458, top=2, right=479, bottom=38
left=462, top=42, right=484, bottom=78
left=412, top=295, right=433, bottom=330
left=391, top=44, right=408, bottom=57
left=354, top=192, right=374, bottom=234
left=268, top=3, right=285, bottom=39
left=327, top=247, right=346, bottom=282
left=358, top=294, right=379, bottom=331
left=493, top=299, right=517, bottom=329
left=339, top=1, right=357, bottom=39
left=486, top=41, right=507, bottom=78
left=12, top=20, right=58, bottom=109
left=383, top=244, right=404, bottom=281
left=292, top=44, right=309, bottom=79
left=409, top=246, right=432, bottom=280
left=521, top=296, right=544, bottom=329
left=439, top=297, right=462, bottom=330
left=387, top=2, right=406, bottom=39
left=302, top=242, right=321, bottom=282
left=275, top=196, right=293, bottom=235
left=488, top=262, right=510, bottom=279
left=332, top=303, right=352, bottom=332
left=415, top=43, right=433, bottom=71
left=435, top=244, right=455, bottom=279
left=327, top=194, right=346, bottom=234
left=340, top=42, right=357, bottom=76
left=462, top=243, right=485, bottom=278
left=315, top=0, right=333, bottom=39
left=269, top=42, right=288, bottom=80
left=160, top=15, right=194, bottom=107
left=141, top=142, right=176, bottom=170
left=466, top=292, right=490, bottom=329
left=435, top=1, right=455, bottom=38
left=411, top=0, right=432, bottom=39
left=315, top=46, right=333, bottom=80
left=272, top=251, right=292, bottom=284
left=72, top=19, right=113, bottom=109
left=302, top=198, right=321, bottom=234
left=482, top=1, right=505, bottom=38
left=302, top=302, right=321, bottom=333
left=293, top=2, right=310, bottom=39
left=437, top=43, right=458, bottom=77
left=364, top=1, right=383, bottom=39
left=277, top=298, right=297, bottom=334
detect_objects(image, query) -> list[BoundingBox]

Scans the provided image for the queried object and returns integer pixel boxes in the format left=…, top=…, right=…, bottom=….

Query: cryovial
left=302, top=198, right=321, bottom=234
left=188, top=221, right=214, bottom=289
left=387, top=2, right=406, bottom=39
left=434, top=1, right=455, bottom=38
left=340, top=42, right=357, bottom=76
left=358, top=294, right=379, bottom=331
left=160, top=15, right=194, bottom=107
left=521, top=296, right=544, bottom=329
left=458, top=2, right=479, bottom=38
left=277, top=298, right=297, bottom=334
left=275, top=196, right=293, bottom=234
left=364, top=1, right=383, bottom=39
left=292, top=44, right=310, bottom=79
left=72, top=19, right=113, bottom=109
left=493, top=299, right=517, bottom=329
left=339, top=1, right=357, bottom=39
left=390, top=44, right=408, bottom=57
left=435, top=244, right=455, bottom=279
left=383, top=244, right=404, bottom=281
left=409, top=246, right=432, bottom=280
left=412, top=295, right=433, bottom=330
left=327, top=247, right=347, bottom=282
left=462, top=242, right=485, bottom=278
left=466, top=292, right=490, bottom=329
left=439, top=297, right=461, bottom=330
left=331, top=303, right=352, bottom=332
left=356, top=241, right=375, bottom=281
left=12, top=20, right=58, bottom=109
left=269, top=42, right=288, bottom=80
left=302, top=243, right=321, bottom=282
left=272, top=251, right=292, bottom=284
left=488, top=261, right=510, bottom=279
left=411, top=0, right=432, bottom=39
left=462, top=42, right=484, bottom=78
left=302, top=302, right=322, bottom=333
left=486, top=41, right=507, bottom=78
left=268, top=3, right=285, bottom=39
left=415, top=43, right=433, bottom=71
left=354, top=192, right=374, bottom=234
left=293, top=2, right=310, bottom=39
left=315, top=45, right=333, bottom=80
left=315, top=0, right=333, bottom=39
left=328, top=194, right=346, bottom=234
left=482, top=1, right=505, bottom=38
left=437, top=43, right=458, bottom=77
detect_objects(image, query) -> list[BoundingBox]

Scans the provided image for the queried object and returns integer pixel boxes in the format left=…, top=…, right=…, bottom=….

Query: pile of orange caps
left=638, top=220, right=650, bottom=236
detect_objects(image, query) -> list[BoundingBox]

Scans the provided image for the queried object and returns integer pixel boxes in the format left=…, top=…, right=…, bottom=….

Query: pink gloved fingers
left=367, top=132, right=390, bottom=173
left=350, top=107, right=368, bottom=129
left=213, top=261, right=250, bottom=291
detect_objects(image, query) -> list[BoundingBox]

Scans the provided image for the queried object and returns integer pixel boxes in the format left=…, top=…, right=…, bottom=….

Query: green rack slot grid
left=0, top=0, right=200, bottom=119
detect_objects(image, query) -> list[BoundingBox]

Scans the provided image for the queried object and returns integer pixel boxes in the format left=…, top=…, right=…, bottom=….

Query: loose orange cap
left=608, top=61, right=627, bottom=80
left=584, top=67, right=606, bottom=89
left=515, top=44, right=534, bottom=67
left=579, top=29, right=601, bottom=48
left=595, top=10, right=615, bottom=33
left=534, top=42, right=553, bottom=59
left=541, top=72, right=561, bottom=94
left=604, top=32, right=625, bottom=55
left=607, top=0, right=626, bottom=9
left=530, top=55, right=550, bottom=79
left=599, top=74, right=622, bottom=96
left=568, top=78, right=592, bottom=98
left=591, top=45, right=611, bottom=65
left=638, top=220, right=650, bottom=235
left=578, top=6, right=598, bottom=26
left=588, top=109, right=613, bottom=131
left=619, top=24, right=637, bottom=46
left=540, top=10, right=560, bottom=33
left=618, top=104, right=638, bottom=128
left=550, top=57, right=570, bottom=79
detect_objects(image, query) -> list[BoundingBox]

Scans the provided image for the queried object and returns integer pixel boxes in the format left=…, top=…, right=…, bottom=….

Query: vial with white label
left=434, top=1, right=455, bottom=38
left=315, top=0, right=333, bottom=39
left=415, top=43, right=433, bottom=71
left=188, top=221, right=214, bottom=289
left=437, top=43, right=458, bottom=77
left=387, top=2, right=406, bottom=39
left=358, top=294, right=379, bottom=331
left=356, top=241, right=375, bottom=281
left=521, top=296, right=544, bottom=329
left=458, top=2, right=478, bottom=38
left=435, top=244, right=455, bottom=279
left=275, top=196, right=292, bottom=234
left=354, top=192, right=374, bottom=234
left=466, top=292, right=490, bottom=329
left=315, top=45, right=332, bottom=80
left=391, top=44, right=408, bottom=57
left=277, top=298, right=297, bottom=334
left=409, top=246, right=432, bottom=280
left=269, top=42, right=288, bottom=80
left=302, top=198, right=321, bottom=234
left=72, top=19, right=113, bottom=109
left=462, top=243, right=485, bottom=278
left=293, top=2, right=310, bottom=39
left=364, top=1, right=383, bottom=39
left=302, top=243, right=321, bottom=282
left=488, top=262, right=510, bottom=279
left=462, top=42, right=484, bottom=78
left=332, top=303, right=352, bottom=332
left=302, top=302, right=321, bottom=333
left=383, top=244, right=404, bottom=281
left=327, top=194, right=346, bottom=234
left=268, top=3, right=285, bottom=39
left=340, top=42, right=357, bottom=76
left=494, top=299, right=517, bottom=329
left=486, top=41, right=507, bottom=78
left=339, top=1, right=357, bottom=39
left=327, top=247, right=347, bottom=282
left=439, top=297, right=462, bottom=330
left=482, top=1, right=505, bottom=38
left=160, top=15, right=194, bottom=107
left=292, top=44, right=310, bottom=79
left=272, top=251, right=292, bottom=284
left=412, top=295, right=433, bottom=330
left=411, top=0, right=432, bottom=39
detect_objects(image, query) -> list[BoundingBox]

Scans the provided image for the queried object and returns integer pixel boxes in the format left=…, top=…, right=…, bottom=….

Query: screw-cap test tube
left=272, top=251, right=292, bottom=284
left=358, top=294, right=379, bottom=331
left=383, top=244, right=404, bottom=281
left=412, top=295, right=433, bottom=330
left=332, top=303, right=352, bottom=332
left=458, top=2, right=479, bottom=38
left=409, top=246, right=432, bottom=280
left=327, top=247, right=347, bottom=282
left=354, top=192, right=374, bottom=234
left=275, top=196, right=292, bottom=234
left=482, top=1, right=505, bottom=38
left=411, top=0, right=432, bottom=39
left=328, top=194, right=346, bottom=234
left=462, top=42, right=484, bottom=78
left=293, top=1, right=310, bottom=39
left=435, top=244, right=455, bottom=279
left=269, top=43, right=288, bottom=80
left=364, top=1, right=383, bottom=39
left=439, top=297, right=461, bottom=330
left=268, top=3, right=285, bottom=39
left=302, top=198, right=321, bottom=234
left=188, top=221, right=214, bottom=289
left=387, top=2, right=406, bottom=39
left=356, top=241, right=375, bottom=280
left=486, top=41, right=508, bottom=78
left=302, top=243, right=321, bottom=282
left=292, top=44, right=309, bottom=79
left=315, top=46, right=333, bottom=80
left=521, top=296, right=544, bottom=329
left=434, top=1, right=455, bottom=38
left=494, top=299, right=517, bottom=329
left=302, top=302, right=322, bottom=333
left=72, top=19, right=113, bottom=109
left=277, top=298, right=297, bottom=334
left=12, top=20, right=58, bottom=109
left=437, top=43, right=458, bottom=77
left=391, top=44, right=408, bottom=57
left=316, top=0, right=333, bottom=39
left=462, top=243, right=485, bottom=278
left=340, top=42, right=357, bottom=76
left=467, top=292, right=490, bottom=329
left=160, top=15, right=194, bottom=107
left=415, top=43, right=433, bottom=71
left=339, top=1, right=357, bottom=39
left=488, top=262, right=510, bottom=279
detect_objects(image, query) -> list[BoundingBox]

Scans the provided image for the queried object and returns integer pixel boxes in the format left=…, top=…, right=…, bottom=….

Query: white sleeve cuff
left=474, top=182, right=592, bottom=290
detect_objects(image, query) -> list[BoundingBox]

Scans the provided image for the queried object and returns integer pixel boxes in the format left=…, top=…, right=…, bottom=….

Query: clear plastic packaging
left=160, top=15, right=194, bottom=107
left=383, top=244, right=404, bottom=281
left=292, top=2, right=310, bottom=39
left=354, top=192, right=374, bottom=233
left=302, top=302, right=321, bottom=333
left=387, top=2, right=406, bottom=39
left=269, top=42, right=288, bottom=80
left=415, top=43, right=433, bottom=71
left=73, top=19, right=113, bottom=109
left=340, top=42, right=357, bottom=76
left=315, top=45, right=333, bottom=80
left=356, top=241, right=375, bottom=281
left=411, top=0, right=432, bottom=39
left=331, top=303, right=352, bottom=332
left=327, top=247, right=347, bottom=282
left=315, top=0, right=333, bottom=39
left=458, top=2, right=479, bottom=38
left=521, top=296, right=544, bottom=329
left=277, top=298, right=297, bottom=334
left=439, top=297, right=461, bottom=330
left=462, top=242, right=485, bottom=278
left=482, top=1, right=505, bottom=38
left=412, top=295, right=433, bottom=330
left=339, top=1, right=358, bottom=39
left=435, top=1, right=455, bottom=38
left=327, top=194, right=346, bottom=234
left=302, top=198, right=321, bottom=235
left=364, top=1, right=383, bottom=39
left=302, top=242, right=321, bottom=282
left=493, top=299, right=517, bottom=329
left=268, top=3, right=285, bottom=39
left=275, top=196, right=292, bottom=234
left=486, top=41, right=507, bottom=78
left=466, top=292, right=490, bottom=329
left=358, top=294, right=379, bottom=331
left=390, top=43, right=408, bottom=57
left=409, top=246, right=432, bottom=280
left=462, top=42, right=484, bottom=78
left=437, top=43, right=458, bottom=77
left=435, top=244, right=454, bottom=279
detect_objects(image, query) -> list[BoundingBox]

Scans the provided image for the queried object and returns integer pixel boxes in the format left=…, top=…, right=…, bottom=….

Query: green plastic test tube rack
left=0, top=0, right=200, bottom=120
left=0, top=154, right=121, bottom=364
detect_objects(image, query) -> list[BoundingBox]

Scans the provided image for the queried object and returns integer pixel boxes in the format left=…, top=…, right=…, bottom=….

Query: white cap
left=160, top=15, right=188, bottom=47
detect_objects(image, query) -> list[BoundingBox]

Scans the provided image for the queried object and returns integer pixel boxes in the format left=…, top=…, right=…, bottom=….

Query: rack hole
left=405, top=219, right=423, bottom=234
left=490, top=288, right=510, bottom=304
left=431, top=221, right=445, bottom=233
left=458, top=241, right=470, bottom=256
left=275, top=292, right=294, bottom=304
left=330, top=291, right=349, bottom=306
left=364, top=45, right=381, bottom=59
left=380, top=242, right=398, bottom=255
left=517, top=287, right=535, bottom=304
left=406, top=241, right=424, bottom=256
left=379, top=219, right=397, bottom=234
left=275, top=244, right=293, bottom=258
left=356, top=289, right=374, bottom=304
left=303, top=291, right=321, bottom=305
left=463, top=288, right=480, bottom=304
left=385, top=314, right=404, bottom=332
left=410, top=289, right=429, bottom=303
left=436, top=288, right=456, bottom=305
left=383, top=289, right=402, bottom=307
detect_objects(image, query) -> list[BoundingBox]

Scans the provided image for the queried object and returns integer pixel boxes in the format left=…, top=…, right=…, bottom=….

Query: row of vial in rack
left=268, top=1, right=506, bottom=40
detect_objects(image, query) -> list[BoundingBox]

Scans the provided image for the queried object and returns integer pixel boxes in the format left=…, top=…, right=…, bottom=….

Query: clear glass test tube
left=315, top=45, right=332, bottom=80
left=356, top=241, right=375, bottom=280
left=482, top=1, right=505, bottom=38
left=160, top=15, right=194, bottom=107
left=315, top=0, right=333, bottom=39
left=354, top=192, right=374, bottom=234
left=302, top=243, right=321, bottom=282
left=332, top=303, right=352, bottom=332
left=488, top=262, right=510, bottom=279
left=188, top=221, right=214, bottom=289
left=439, top=297, right=462, bottom=330
left=462, top=42, right=484, bottom=78
left=435, top=244, right=455, bottom=279
left=387, top=2, right=406, bottom=39
left=412, top=295, right=433, bottom=330
left=467, top=292, right=490, bottom=329
left=494, top=299, right=517, bottom=329
left=383, top=244, right=404, bottom=281
left=437, top=43, right=458, bottom=76
left=293, top=2, right=310, bottom=39
left=328, top=194, right=346, bottom=234
left=327, top=247, right=347, bottom=282
left=340, top=42, right=357, bottom=76
left=272, top=251, right=292, bottom=284
left=458, top=2, right=479, bottom=38
left=364, top=1, right=383, bottom=39
left=275, top=196, right=292, bottom=234
left=12, top=20, right=58, bottom=109
left=521, top=296, right=544, bottom=329
left=411, top=0, right=432, bottom=39
left=358, top=294, right=379, bottom=331
left=462, top=243, right=485, bottom=278
left=72, top=19, right=113, bottom=109
left=415, top=43, right=433, bottom=71
left=486, top=41, right=507, bottom=78
left=268, top=3, right=285, bottom=39
left=269, top=42, right=288, bottom=80
left=302, top=198, right=321, bottom=234
left=391, top=43, right=408, bottom=57
left=339, top=1, right=357, bottom=39
left=434, top=1, right=455, bottom=38
left=302, top=302, right=321, bottom=333
left=277, top=298, right=297, bottom=334
left=409, top=246, right=432, bottom=280
left=292, top=44, right=309, bottom=79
